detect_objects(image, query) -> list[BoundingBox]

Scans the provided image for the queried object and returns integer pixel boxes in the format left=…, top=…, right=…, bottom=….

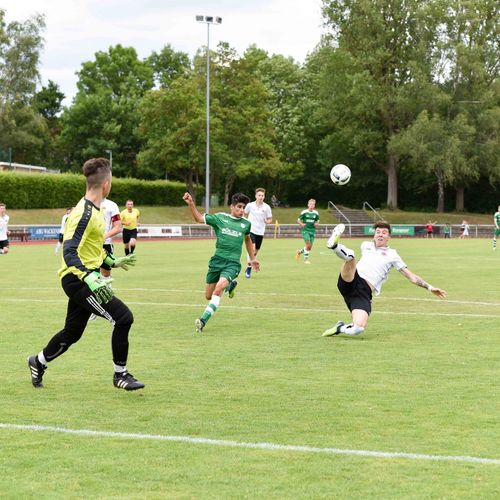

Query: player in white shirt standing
left=243, top=188, right=273, bottom=278
left=89, top=198, right=122, bottom=321
left=322, top=221, right=447, bottom=337
left=0, top=203, right=10, bottom=255
left=55, top=207, right=72, bottom=255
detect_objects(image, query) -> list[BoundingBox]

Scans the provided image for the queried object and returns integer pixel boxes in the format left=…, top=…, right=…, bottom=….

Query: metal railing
left=327, top=201, right=352, bottom=236
left=363, top=201, right=385, bottom=221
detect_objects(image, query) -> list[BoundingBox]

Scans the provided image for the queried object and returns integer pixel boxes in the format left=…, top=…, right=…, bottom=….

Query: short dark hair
left=82, top=158, right=111, bottom=188
left=374, top=221, right=391, bottom=233
left=231, top=193, right=250, bottom=206
left=0, top=203, right=5, bottom=208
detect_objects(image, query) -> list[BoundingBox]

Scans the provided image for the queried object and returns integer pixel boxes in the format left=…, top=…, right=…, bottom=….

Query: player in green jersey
left=183, top=192, right=260, bottom=333
left=493, top=206, right=500, bottom=250
left=27, top=158, right=144, bottom=391
left=296, top=199, right=320, bottom=264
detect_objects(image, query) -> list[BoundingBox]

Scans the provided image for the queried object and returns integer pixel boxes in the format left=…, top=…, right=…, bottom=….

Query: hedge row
left=0, top=172, right=196, bottom=209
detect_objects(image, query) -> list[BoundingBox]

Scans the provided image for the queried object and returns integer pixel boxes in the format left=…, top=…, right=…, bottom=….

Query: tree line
left=0, top=1, right=498, bottom=212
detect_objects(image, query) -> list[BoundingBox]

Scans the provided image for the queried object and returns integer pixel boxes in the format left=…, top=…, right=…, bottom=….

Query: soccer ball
left=330, top=164, right=351, bottom=186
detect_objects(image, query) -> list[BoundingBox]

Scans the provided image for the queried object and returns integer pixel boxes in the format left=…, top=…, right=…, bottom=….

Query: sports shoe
left=322, top=321, right=344, bottom=337
left=295, top=250, right=301, bottom=261
left=113, top=371, right=145, bottom=391
left=226, top=280, right=238, bottom=298
left=327, top=224, right=345, bottom=249
left=27, top=355, right=46, bottom=388
left=195, top=318, right=206, bottom=333
left=245, top=266, right=252, bottom=278
left=305, top=260, right=311, bottom=264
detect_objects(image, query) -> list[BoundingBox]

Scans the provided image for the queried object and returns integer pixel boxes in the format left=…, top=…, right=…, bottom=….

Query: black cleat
left=227, top=279, right=238, bottom=298
left=113, top=371, right=145, bottom=391
left=27, top=355, right=46, bottom=388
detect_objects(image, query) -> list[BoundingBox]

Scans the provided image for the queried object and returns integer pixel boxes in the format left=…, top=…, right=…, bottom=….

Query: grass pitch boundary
left=1, top=423, right=499, bottom=466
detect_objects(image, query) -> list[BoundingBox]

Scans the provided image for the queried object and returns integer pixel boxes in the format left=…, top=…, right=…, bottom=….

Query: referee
left=27, top=158, right=144, bottom=391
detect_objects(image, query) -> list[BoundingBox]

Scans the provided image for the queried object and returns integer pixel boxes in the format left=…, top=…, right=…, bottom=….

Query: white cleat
left=327, top=224, right=345, bottom=249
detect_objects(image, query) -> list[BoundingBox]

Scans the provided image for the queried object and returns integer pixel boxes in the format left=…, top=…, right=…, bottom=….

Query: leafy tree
left=147, top=44, right=191, bottom=89
left=320, top=0, right=446, bottom=208
left=59, top=45, right=154, bottom=176
left=0, top=9, right=45, bottom=105
left=389, top=110, right=476, bottom=211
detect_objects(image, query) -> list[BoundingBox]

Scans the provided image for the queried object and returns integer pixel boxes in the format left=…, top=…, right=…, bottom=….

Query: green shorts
left=206, top=255, right=241, bottom=284
left=301, top=229, right=316, bottom=244
left=495, top=229, right=500, bottom=237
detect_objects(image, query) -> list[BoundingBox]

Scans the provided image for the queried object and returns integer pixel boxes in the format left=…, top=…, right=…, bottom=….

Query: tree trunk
left=385, top=154, right=398, bottom=209
left=223, top=172, right=236, bottom=206
left=436, top=174, right=445, bottom=213
left=455, top=187, right=464, bottom=211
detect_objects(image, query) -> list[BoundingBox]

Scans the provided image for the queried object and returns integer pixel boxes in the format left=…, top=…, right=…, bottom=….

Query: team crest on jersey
left=241, top=223, right=245, bottom=228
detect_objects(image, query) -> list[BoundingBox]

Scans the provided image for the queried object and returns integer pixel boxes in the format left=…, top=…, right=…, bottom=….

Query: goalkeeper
left=27, top=158, right=144, bottom=391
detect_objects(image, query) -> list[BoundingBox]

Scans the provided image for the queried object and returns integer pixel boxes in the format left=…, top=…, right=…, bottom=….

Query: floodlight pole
left=196, top=15, right=222, bottom=214
left=105, top=149, right=112, bottom=170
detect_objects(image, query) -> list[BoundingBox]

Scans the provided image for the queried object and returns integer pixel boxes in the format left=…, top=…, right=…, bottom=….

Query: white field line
left=0, top=423, right=498, bottom=466
left=2, top=287, right=499, bottom=307
left=3, top=297, right=500, bottom=318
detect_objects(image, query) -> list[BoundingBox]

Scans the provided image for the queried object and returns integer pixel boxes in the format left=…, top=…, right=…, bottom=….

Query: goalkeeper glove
left=84, top=272, right=114, bottom=304
left=103, top=253, right=137, bottom=271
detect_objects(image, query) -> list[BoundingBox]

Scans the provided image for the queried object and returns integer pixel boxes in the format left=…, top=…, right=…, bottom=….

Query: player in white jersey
left=55, top=207, right=72, bottom=255
left=100, top=197, right=122, bottom=278
left=89, top=198, right=122, bottom=321
left=322, top=221, right=447, bottom=337
left=243, top=188, right=272, bottom=278
left=0, top=203, right=10, bottom=255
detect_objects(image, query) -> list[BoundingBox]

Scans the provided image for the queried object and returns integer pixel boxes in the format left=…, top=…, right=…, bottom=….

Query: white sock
left=332, top=244, right=355, bottom=261
left=114, top=364, right=127, bottom=373
left=55, top=242, right=61, bottom=254
left=340, top=323, right=365, bottom=336
left=38, top=351, right=48, bottom=366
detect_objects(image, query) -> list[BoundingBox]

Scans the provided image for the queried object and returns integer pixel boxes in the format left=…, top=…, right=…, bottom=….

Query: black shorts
left=58, top=233, right=64, bottom=243
left=250, top=232, right=264, bottom=250
left=101, top=243, right=114, bottom=271
left=0, top=239, right=9, bottom=249
left=337, top=270, right=373, bottom=315
left=122, top=228, right=137, bottom=244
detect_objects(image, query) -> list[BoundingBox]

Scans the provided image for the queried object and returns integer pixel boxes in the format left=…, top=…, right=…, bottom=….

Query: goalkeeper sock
left=332, top=244, right=355, bottom=261
left=340, top=323, right=364, bottom=336
left=37, top=351, right=48, bottom=366
left=125, top=248, right=130, bottom=255
left=201, top=294, right=221, bottom=323
left=130, top=245, right=135, bottom=253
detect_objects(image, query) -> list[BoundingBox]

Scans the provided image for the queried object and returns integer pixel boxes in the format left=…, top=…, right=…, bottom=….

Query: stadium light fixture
left=196, top=15, right=222, bottom=213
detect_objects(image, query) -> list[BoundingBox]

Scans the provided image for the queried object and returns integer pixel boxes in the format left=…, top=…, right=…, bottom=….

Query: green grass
left=1, top=237, right=499, bottom=498
left=6, top=205, right=494, bottom=225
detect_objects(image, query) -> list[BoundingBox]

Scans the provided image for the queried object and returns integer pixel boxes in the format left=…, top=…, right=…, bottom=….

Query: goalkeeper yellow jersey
left=58, top=197, right=106, bottom=280
left=120, top=208, right=140, bottom=230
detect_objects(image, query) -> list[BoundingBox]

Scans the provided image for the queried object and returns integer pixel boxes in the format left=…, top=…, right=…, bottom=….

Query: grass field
left=6, top=205, right=494, bottom=225
left=1, top=236, right=499, bottom=498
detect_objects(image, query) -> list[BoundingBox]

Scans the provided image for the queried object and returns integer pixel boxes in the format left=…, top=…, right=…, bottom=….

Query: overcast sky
left=2, top=0, right=325, bottom=105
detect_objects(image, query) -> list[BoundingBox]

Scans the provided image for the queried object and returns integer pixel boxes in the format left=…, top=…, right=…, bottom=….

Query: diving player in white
left=323, top=221, right=447, bottom=337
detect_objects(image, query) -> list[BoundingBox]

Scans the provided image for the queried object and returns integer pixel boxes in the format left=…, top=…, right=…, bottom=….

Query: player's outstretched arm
left=103, top=253, right=137, bottom=271
left=183, top=192, right=204, bottom=223
left=399, top=267, right=447, bottom=299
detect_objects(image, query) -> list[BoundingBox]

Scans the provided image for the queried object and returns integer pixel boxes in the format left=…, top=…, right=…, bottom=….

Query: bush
left=0, top=172, right=196, bottom=208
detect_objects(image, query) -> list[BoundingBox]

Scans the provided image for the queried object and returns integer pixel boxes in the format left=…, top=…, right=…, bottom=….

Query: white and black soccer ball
left=330, top=164, right=351, bottom=186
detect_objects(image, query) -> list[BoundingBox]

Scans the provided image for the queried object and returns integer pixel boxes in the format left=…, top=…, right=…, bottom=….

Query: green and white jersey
left=494, top=212, right=500, bottom=228
left=204, top=212, right=251, bottom=262
left=299, top=209, right=320, bottom=233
